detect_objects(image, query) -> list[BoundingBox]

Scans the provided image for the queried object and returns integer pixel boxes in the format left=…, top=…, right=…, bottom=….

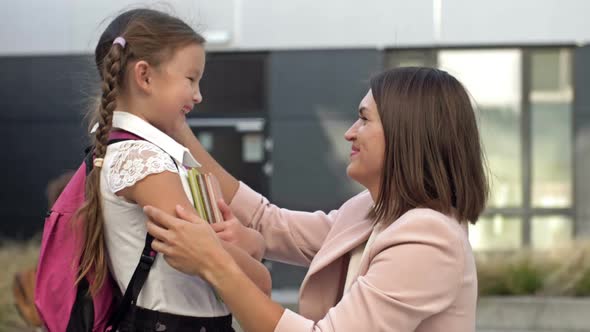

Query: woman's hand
left=211, top=200, right=266, bottom=260
left=145, top=205, right=234, bottom=282
left=146, top=204, right=272, bottom=295
left=170, top=120, right=196, bottom=146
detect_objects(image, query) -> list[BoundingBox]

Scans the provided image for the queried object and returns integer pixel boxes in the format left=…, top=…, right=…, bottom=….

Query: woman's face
left=345, top=90, right=386, bottom=194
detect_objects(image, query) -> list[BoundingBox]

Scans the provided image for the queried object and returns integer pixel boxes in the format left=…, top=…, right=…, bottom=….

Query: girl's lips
left=182, top=105, right=193, bottom=114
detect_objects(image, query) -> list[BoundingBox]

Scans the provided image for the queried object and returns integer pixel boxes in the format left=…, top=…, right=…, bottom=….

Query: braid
left=95, top=44, right=126, bottom=157
left=76, top=42, right=127, bottom=295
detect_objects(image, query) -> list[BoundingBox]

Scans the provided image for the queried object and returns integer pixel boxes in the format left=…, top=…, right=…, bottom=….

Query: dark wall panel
left=196, top=52, right=268, bottom=116
left=267, top=50, right=383, bottom=288
left=268, top=49, right=383, bottom=211
left=0, top=55, right=96, bottom=238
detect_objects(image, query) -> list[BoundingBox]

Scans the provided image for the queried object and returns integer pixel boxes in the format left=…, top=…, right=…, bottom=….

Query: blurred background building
left=1, top=0, right=589, bottom=292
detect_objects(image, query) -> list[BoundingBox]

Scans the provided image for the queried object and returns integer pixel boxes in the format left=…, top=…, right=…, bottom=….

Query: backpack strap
left=81, top=131, right=151, bottom=331
left=84, top=130, right=144, bottom=176
left=78, top=131, right=155, bottom=331
left=84, top=130, right=178, bottom=175
left=106, top=234, right=156, bottom=331
left=90, top=130, right=176, bottom=331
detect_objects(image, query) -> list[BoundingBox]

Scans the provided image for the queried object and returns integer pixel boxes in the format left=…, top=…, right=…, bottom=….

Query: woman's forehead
left=359, top=90, right=376, bottom=110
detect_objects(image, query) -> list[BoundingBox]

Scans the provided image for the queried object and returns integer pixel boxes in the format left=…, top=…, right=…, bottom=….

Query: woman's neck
left=368, top=185, right=379, bottom=203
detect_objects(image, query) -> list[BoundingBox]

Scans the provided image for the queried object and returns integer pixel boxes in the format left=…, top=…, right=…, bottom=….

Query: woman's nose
left=344, top=121, right=358, bottom=141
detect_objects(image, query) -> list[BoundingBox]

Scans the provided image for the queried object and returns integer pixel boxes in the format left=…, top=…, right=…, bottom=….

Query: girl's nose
left=193, top=90, right=203, bottom=104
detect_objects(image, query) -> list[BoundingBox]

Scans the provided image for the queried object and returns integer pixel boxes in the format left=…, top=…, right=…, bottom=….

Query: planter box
left=477, top=296, right=590, bottom=332
left=236, top=294, right=590, bottom=331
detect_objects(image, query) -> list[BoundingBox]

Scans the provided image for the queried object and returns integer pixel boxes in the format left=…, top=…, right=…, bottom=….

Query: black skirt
left=118, top=306, right=235, bottom=332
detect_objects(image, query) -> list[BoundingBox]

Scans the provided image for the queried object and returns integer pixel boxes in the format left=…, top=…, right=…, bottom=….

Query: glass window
left=531, top=216, right=573, bottom=249
left=530, top=49, right=573, bottom=208
left=385, top=50, right=437, bottom=69
left=470, top=216, right=522, bottom=250
left=438, top=50, right=523, bottom=208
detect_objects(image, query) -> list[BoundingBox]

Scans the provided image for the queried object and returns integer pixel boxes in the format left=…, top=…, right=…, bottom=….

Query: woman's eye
left=187, top=77, right=195, bottom=82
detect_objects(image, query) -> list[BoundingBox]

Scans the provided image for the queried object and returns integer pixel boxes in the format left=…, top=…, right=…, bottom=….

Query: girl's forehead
left=164, top=44, right=205, bottom=69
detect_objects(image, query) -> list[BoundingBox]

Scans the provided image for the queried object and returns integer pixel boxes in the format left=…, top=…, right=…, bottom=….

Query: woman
left=145, top=67, right=488, bottom=332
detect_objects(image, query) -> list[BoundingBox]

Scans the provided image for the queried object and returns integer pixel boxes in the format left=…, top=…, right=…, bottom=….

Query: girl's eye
left=187, top=77, right=195, bottom=82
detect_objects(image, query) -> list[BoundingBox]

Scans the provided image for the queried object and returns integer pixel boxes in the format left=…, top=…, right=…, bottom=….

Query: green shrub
left=505, top=259, right=545, bottom=295
left=573, top=268, right=590, bottom=297
left=477, top=242, right=590, bottom=297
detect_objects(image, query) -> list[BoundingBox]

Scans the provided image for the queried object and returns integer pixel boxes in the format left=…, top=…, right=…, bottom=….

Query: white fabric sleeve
left=107, top=140, right=178, bottom=193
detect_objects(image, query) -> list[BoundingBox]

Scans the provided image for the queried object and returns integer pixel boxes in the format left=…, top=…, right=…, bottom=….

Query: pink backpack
left=35, top=131, right=157, bottom=332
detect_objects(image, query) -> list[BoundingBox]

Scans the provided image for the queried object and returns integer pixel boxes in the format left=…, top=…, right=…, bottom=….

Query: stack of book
left=187, top=168, right=226, bottom=302
left=187, top=168, right=224, bottom=224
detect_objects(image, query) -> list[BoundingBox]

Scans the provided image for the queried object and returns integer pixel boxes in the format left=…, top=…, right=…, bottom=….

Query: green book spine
left=187, top=168, right=207, bottom=220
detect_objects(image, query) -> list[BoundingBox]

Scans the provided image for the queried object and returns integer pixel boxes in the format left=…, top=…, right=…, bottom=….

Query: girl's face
left=145, top=43, right=205, bottom=136
left=344, top=90, right=386, bottom=194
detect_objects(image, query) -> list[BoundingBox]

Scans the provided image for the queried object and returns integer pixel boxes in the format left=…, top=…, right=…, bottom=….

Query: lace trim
left=107, top=141, right=178, bottom=193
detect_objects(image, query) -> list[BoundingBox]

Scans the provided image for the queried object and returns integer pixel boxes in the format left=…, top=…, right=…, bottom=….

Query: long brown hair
left=368, top=67, right=488, bottom=225
left=77, top=9, right=205, bottom=295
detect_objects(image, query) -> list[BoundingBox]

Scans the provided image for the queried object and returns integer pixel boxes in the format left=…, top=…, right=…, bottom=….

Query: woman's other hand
left=211, top=200, right=266, bottom=260
left=170, top=120, right=195, bottom=146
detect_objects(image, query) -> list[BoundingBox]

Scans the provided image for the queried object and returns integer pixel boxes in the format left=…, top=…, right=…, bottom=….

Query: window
left=386, top=47, right=574, bottom=250
left=438, top=49, right=523, bottom=208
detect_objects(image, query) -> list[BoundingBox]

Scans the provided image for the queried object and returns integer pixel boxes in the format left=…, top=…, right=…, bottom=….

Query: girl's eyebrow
left=188, top=67, right=201, bottom=77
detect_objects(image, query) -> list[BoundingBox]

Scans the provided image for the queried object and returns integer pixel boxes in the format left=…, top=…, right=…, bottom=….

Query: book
left=187, top=168, right=207, bottom=220
left=204, top=173, right=223, bottom=223
left=197, top=173, right=213, bottom=223
left=186, top=168, right=225, bottom=224
left=185, top=168, right=225, bottom=303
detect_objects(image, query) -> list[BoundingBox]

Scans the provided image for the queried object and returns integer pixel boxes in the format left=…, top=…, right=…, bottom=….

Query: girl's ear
left=132, top=60, right=153, bottom=94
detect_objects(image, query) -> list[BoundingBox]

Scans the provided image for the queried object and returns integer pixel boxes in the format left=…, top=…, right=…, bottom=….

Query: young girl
left=77, top=9, right=270, bottom=331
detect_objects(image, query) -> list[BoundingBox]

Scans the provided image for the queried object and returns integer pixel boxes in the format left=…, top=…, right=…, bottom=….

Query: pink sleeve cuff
left=275, top=309, right=315, bottom=332
left=228, top=181, right=265, bottom=227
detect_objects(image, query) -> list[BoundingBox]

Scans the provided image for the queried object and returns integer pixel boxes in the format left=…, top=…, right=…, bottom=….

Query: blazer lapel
left=298, top=191, right=375, bottom=320
left=306, top=217, right=374, bottom=278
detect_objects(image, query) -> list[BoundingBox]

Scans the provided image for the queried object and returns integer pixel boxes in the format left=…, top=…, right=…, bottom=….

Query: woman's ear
left=133, top=60, right=153, bottom=94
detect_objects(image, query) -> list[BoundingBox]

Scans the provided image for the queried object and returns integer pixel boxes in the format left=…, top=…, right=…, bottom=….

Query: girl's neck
left=116, top=97, right=150, bottom=123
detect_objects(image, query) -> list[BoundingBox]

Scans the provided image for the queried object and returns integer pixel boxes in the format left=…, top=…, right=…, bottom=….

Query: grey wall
left=3, top=0, right=590, bottom=55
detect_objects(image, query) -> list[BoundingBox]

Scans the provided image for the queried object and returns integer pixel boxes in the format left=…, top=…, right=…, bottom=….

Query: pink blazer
left=230, top=182, right=477, bottom=332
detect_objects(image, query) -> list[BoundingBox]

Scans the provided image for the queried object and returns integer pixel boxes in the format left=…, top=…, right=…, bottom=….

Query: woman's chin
left=346, top=164, right=360, bottom=182
left=347, top=165, right=373, bottom=191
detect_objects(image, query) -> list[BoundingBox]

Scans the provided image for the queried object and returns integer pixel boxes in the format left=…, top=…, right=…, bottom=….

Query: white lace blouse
left=99, top=111, right=229, bottom=317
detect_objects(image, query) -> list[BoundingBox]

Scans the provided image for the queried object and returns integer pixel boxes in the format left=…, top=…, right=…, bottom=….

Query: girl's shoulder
left=105, top=140, right=178, bottom=194
left=106, top=139, right=166, bottom=157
